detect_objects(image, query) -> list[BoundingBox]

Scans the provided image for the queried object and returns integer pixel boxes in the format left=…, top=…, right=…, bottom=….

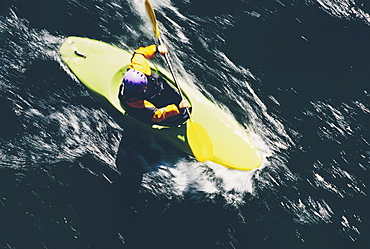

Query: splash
left=141, top=159, right=257, bottom=207
left=316, top=0, right=370, bottom=24
left=282, top=196, right=334, bottom=225
left=128, top=0, right=298, bottom=208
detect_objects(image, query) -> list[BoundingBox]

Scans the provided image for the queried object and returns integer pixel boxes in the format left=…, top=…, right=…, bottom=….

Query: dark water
left=0, top=0, right=369, bottom=248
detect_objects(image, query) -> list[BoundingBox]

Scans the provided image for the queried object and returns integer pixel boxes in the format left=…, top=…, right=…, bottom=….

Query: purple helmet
left=122, top=69, right=148, bottom=92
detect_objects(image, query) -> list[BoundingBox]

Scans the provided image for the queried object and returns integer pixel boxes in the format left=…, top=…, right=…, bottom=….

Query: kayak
left=59, top=36, right=262, bottom=170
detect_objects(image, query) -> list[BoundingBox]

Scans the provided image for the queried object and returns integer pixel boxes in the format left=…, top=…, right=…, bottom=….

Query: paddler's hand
left=157, top=44, right=168, bottom=55
left=179, top=99, right=190, bottom=109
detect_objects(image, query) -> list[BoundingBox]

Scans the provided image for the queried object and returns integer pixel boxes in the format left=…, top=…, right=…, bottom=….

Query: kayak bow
left=59, top=36, right=262, bottom=170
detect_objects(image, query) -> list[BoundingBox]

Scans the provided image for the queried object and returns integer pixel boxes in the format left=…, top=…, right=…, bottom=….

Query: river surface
left=0, top=0, right=369, bottom=248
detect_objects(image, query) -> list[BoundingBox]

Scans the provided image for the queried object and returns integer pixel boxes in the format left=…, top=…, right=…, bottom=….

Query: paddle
left=144, top=0, right=213, bottom=162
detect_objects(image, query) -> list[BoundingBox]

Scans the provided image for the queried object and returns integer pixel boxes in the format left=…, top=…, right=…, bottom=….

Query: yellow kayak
left=59, top=36, right=262, bottom=170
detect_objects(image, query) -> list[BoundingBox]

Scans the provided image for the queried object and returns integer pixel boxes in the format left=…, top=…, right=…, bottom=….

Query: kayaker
left=118, top=44, right=189, bottom=126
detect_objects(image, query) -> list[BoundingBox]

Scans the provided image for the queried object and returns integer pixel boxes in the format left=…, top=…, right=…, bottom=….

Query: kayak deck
left=59, top=37, right=262, bottom=170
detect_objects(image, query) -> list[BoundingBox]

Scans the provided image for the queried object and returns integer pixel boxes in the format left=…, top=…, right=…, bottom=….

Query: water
left=0, top=0, right=369, bottom=248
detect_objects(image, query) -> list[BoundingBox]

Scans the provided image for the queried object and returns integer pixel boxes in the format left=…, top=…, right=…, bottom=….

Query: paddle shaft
left=145, top=0, right=190, bottom=116
left=157, top=38, right=187, bottom=104
left=144, top=0, right=214, bottom=163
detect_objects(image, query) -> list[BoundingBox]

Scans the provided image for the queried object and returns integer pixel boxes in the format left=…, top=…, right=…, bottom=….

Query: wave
left=316, top=0, right=370, bottom=24
left=124, top=0, right=300, bottom=208
left=0, top=8, right=122, bottom=172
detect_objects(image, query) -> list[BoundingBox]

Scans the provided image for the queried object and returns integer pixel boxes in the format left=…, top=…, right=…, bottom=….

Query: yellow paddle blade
left=187, top=120, right=213, bottom=162
left=145, top=0, right=160, bottom=39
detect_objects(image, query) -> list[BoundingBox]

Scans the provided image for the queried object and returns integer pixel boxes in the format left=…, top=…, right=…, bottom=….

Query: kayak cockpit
left=110, top=66, right=191, bottom=128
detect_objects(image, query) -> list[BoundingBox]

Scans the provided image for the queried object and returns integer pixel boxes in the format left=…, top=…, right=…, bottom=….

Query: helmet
left=122, top=69, right=148, bottom=92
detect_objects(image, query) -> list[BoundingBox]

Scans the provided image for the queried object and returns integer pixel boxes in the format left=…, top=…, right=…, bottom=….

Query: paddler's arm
left=152, top=99, right=189, bottom=123
left=126, top=98, right=183, bottom=123
left=130, top=44, right=168, bottom=75
left=134, top=45, right=157, bottom=59
left=134, top=44, right=168, bottom=58
left=152, top=103, right=181, bottom=123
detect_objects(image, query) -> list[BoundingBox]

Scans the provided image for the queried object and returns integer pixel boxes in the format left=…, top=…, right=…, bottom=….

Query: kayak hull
left=59, top=37, right=262, bottom=170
